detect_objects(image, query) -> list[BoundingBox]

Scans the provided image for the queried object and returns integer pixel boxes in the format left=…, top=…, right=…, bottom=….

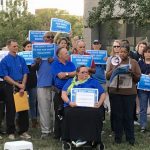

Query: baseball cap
left=93, top=40, right=101, bottom=44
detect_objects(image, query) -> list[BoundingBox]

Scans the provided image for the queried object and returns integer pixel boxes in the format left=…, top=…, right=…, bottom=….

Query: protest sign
left=86, top=50, right=107, bottom=64
left=29, top=30, right=48, bottom=43
left=50, top=18, right=71, bottom=33
left=32, top=43, right=56, bottom=59
left=71, top=88, right=98, bottom=107
left=18, top=51, right=33, bottom=65
left=70, top=55, right=93, bottom=68
left=137, top=74, right=150, bottom=91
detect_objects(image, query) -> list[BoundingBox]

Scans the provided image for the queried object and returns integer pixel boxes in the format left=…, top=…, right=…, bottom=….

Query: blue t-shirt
left=37, top=60, right=53, bottom=87
left=92, top=64, right=106, bottom=84
left=51, top=60, right=76, bottom=89
left=62, top=77, right=105, bottom=107
left=0, top=62, right=4, bottom=77
left=1, top=54, right=29, bottom=81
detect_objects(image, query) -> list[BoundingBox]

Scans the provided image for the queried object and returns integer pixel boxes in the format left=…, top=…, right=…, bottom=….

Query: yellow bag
left=13, top=91, right=29, bottom=112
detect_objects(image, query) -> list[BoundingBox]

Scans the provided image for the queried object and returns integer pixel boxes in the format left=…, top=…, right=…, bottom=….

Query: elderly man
left=72, top=40, right=96, bottom=74
left=1, top=39, right=30, bottom=140
left=51, top=47, right=76, bottom=139
left=33, top=31, right=55, bottom=139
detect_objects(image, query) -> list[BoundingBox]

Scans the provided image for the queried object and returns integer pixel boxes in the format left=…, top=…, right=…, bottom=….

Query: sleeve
left=62, top=78, right=72, bottom=91
left=91, top=59, right=96, bottom=68
left=1, top=59, right=9, bottom=77
left=93, top=79, right=105, bottom=99
left=21, top=57, right=29, bottom=75
left=50, top=61, right=60, bottom=76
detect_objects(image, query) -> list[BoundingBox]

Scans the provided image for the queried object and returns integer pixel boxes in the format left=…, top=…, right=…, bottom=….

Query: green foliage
left=87, top=0, right=150, bottom=28
left=0, top=1, right=83, bottom=49
left=35, top=8, right=83, bottom=37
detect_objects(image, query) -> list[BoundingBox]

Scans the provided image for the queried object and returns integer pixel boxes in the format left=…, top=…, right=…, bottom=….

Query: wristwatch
left=65, top=72, right=69, bottom=77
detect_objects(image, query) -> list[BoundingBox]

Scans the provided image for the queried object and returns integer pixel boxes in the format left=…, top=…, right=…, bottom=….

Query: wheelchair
left=62, top=140, right=105, bottom=150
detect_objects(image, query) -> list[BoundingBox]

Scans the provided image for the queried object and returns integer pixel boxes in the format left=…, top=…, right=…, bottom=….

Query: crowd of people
left=0, top=31, right=149, bottom=150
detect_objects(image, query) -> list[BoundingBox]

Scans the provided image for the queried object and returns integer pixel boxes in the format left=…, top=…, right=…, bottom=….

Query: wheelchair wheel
left=62, top=142, right=72, bottom=150
left=96, top=143, right=105, bottom=150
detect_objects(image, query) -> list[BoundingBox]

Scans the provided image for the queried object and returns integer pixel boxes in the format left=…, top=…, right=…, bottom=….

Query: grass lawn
left=1, top=113, right=150, bottom=150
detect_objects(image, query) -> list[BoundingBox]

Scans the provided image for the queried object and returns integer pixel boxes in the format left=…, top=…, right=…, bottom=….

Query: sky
left=28, top=0, right=84, bottom=16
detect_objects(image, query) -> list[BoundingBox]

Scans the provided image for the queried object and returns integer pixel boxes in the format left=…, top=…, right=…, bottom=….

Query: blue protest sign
left=71, top=88, right=98, bottom=107
left=18, top=51, right=33, bottom=65
left=50, top=18, right=71, bottom=33
left=86, top=50, right=107, bottom=64
left=0, top=51, right=9, bottom=61
left=137, top=74, right=150, bottom=91
left=29, top=30, right=48, bottom=43
left=32, top=43, right=56, bottom=59
left=71, top=55, right=93, bottom=68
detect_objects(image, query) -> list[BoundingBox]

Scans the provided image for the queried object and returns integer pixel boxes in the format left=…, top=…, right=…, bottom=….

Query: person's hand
left=48, top=57, right=54, bottom=63
left=19, top=89, right=24, bottom=97
left=94, top=102, right=101, bottom=108
left=69, top=102, right=77, bottom=107
left=17, top=83, right=25, bottom=90
left=35, top=58, right=42, bottom=64
left=58, top=72, right=67, bottom=79
left=103, top=57, right=108, bottom=61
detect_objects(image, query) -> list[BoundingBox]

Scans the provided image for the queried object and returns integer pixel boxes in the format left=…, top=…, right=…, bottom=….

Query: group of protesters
left=0, top=30, right=150, bottom=149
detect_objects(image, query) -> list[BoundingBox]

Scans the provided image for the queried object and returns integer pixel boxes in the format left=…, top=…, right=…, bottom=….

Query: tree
left=87, top=0, right=150, bottom=28
left=0, top=0, right=39, bottom=48
left=35, top=8, right=83, bottom=37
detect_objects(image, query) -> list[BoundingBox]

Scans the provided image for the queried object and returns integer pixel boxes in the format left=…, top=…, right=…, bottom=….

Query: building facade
left=83, top=0, right=150, bottom=50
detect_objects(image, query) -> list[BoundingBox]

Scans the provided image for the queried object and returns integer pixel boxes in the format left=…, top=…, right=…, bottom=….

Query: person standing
left=138, top=46, right=150, bottom=132
left=106, top=43, right=141, bottom=145
left=35, top=32, right=55, bottom=139
left=1, top=39, right=31, bottom=140
left=22, top=40, right=38, bottom=128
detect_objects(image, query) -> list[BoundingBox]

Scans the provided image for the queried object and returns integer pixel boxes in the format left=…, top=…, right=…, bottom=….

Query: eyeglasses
left=113, top=46, right=120, bottom=48
left=79, top=46, right=85, bottom=48
left=80, top=71, right=89, bottom=74
left=45, top=36, right=54, bottom=39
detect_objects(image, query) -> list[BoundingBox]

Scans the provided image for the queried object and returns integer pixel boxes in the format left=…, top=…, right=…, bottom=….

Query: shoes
left=40, top=133, right=49, bottom=139
left=20, top=132, right=31, bottom=139
left=134, top=121, right=140, bottom=126
left=100, top=143, right=105, bottom=150
left=140, top=127, right=146, bottom=133
left=128, top=140, right=135, bottom=146
left=62, top=142, right=71, bottom=150
left=8, top=134, right=15, bottom=140
left=75, top=140, right=87, bottom=147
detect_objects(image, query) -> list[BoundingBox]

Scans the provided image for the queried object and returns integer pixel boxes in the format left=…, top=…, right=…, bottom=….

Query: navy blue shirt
left=1, top=54, right=29, bottom=81
left=62, top=77, right=105, bottom=107
left=51, top=60, right=76, bottom=89
left=138, top=60, right=150, bottom=75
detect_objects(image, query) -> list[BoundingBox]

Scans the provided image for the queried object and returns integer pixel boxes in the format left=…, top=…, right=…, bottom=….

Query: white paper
left=76, top=92, right=95, bottom=107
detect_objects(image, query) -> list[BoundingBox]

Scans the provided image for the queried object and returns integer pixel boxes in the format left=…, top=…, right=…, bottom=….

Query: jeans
left=27, top=88, right=38, bottom=119
left=138, top=90, right=150, bottom=128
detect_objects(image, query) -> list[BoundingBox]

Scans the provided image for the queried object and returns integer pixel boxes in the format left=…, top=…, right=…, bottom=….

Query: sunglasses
left=80, top=71, right=89, bottom=74
left=113, top=46, right=120, bottom=48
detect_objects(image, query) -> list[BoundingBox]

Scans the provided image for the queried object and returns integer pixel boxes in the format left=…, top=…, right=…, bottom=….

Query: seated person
left=61, top=65, right=106, bottom=149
